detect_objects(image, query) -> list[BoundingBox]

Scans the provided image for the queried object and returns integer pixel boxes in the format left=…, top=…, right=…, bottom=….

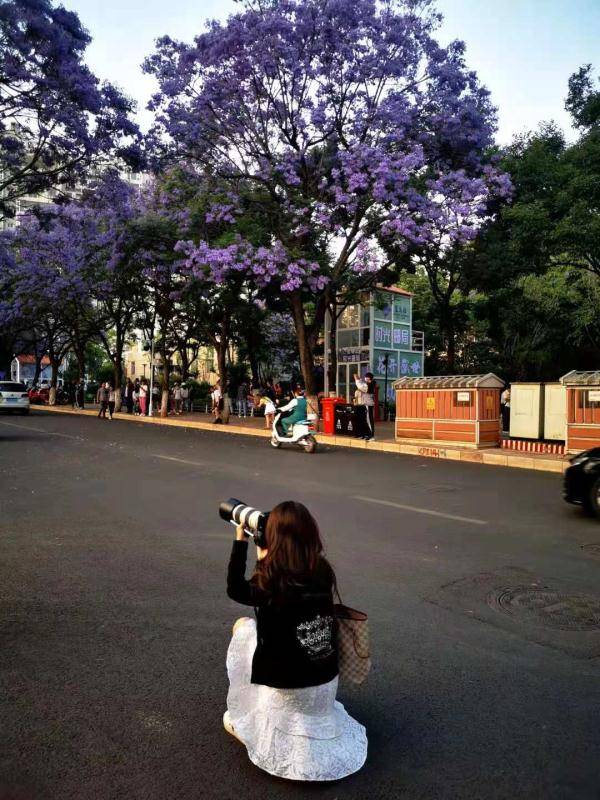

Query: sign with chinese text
left=426, top=397, right=435, bottom=410
left=393, top=297, right=410, bottom=323
left=457, top=391, right=470, bottom=402
left=392, top=325, right=410, bottom=348
left=374, top=322, right=392, bottom=346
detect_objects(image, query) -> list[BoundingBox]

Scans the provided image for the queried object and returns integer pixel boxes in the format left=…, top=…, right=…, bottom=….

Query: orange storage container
left=394, top=374, right=504, bottom=449
left=561, top=371, right=600, bottom=453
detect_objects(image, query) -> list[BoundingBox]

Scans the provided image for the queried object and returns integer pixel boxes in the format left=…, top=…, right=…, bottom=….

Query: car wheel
left=20, top=409, right=29, bottom=416
left=584, top=477, right=600, bottom=518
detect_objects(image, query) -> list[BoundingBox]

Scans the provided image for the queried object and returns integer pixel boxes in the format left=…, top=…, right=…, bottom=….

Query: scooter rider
left=278, top=386, right=307, bottom=436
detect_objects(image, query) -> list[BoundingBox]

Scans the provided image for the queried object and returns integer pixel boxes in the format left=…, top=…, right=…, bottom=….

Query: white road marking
left=353, top=495, right=488, bottom=526
left=0, top=419, right=81, bottom=440
left=151, top=453, right=210, bottom=468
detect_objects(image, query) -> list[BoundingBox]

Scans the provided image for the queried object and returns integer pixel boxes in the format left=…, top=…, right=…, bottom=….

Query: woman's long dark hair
left=253, top=501, right=337, bottom=600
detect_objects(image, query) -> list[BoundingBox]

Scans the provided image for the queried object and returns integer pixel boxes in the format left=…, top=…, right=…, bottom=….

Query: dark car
left=564, top=448, right=600, bottom=518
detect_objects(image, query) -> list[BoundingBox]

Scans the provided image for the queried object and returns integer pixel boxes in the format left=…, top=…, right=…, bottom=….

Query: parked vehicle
left=27, top=386, right=69, bottom=405
left=564, top=448, right=600, bottom=518
left=0, top=381, right=30, bottom=415
left=28, top=386, right=49, bottom=404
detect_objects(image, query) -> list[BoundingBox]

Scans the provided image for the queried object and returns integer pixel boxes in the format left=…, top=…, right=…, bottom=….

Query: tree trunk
left=49, top=360, right=59, bottom=406
left=179, top=347, right=190, bottom=381
left=328, top=303, right=338, bottom=396
left=113, top=326, right=126, bottom=412
left=288, top=292, right=322, bottom=428
left=216, top=342, right=230, bottom=423
left=113, top=360, right=123, bottom=413
left=248, top=349, right=260, bottom=387
left=75, top=345, right=86, bottom=382
left=443, top=313, right=456, bottom=373
left=32, top=354, right=43, bottom=387
left=160, top=357, right=170, bottom=418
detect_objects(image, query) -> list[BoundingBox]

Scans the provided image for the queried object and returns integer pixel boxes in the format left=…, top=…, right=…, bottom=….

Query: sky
left=70, top=0, right=600, bottom=145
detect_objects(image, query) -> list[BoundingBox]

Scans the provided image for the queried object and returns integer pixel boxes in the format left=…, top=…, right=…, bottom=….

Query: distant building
left=122, top=337, right=219, bottom=386
left=325, top=286, right=425, bottom=403
left=10, top=355, right=62, bottom=385
left=0, top=167, right=150, bottom=231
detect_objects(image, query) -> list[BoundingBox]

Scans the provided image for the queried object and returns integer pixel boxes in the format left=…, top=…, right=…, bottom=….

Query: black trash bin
left=334, top=404, right=359, bottom=437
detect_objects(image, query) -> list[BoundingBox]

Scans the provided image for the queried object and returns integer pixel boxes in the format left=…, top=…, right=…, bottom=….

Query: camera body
left=219, top=498, right=269, bottom=548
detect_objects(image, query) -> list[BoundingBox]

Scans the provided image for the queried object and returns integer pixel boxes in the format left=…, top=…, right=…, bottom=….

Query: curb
left=35, top=405, right=568, bottom=474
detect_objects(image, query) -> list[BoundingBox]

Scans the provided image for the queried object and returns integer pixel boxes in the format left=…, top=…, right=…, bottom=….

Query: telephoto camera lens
left=219, top=498, right=269, bottom=547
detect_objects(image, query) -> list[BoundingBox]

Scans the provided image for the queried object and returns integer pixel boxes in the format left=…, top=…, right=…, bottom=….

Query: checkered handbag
left=334, top=604, right=371, bottom=685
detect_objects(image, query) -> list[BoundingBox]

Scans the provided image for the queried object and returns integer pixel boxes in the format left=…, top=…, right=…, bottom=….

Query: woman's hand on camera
left=235, top=523, right=249, bottom=541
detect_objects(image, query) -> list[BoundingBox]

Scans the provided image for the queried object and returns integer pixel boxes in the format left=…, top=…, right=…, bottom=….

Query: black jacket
left=227, top=540, right=338, bottom=689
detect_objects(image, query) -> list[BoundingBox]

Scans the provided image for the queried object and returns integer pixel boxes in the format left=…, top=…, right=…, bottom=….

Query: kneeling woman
left=224, top=501, right=367, bottom=781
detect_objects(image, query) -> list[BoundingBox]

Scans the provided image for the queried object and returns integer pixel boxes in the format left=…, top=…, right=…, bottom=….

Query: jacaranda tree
left=1, top=210, right=93, bottom=403
left=0, top=0, right=141, bottom=221
left=145, top=0, right=509, bottom=404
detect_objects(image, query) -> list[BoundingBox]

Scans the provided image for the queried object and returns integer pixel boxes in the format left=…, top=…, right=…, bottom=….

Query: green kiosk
left=324, top=286, right=425, bottom=412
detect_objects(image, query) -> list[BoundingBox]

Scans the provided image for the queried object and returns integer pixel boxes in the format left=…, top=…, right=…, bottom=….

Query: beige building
left=122, top=336, right=219, bottom=385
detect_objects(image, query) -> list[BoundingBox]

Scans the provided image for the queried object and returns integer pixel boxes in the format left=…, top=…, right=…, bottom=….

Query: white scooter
left=270, top=410, right=317, bottom=454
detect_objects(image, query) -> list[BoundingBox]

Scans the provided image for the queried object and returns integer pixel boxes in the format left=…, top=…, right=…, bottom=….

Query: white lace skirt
left=226, top=617, right=368, bottom=781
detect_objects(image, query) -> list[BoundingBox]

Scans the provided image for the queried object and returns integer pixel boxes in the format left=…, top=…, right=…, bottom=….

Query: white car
left=0, top=381, right=30, bottom=415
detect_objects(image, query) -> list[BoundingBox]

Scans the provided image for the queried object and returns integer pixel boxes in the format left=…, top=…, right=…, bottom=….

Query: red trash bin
left=321, top=396, right=345, bottom=435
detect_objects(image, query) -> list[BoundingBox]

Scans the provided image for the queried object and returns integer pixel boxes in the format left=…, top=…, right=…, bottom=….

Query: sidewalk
left=37, top=404, right=569, bottom=474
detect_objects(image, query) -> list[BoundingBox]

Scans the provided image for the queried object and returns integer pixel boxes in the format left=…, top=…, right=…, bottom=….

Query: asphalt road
left=1, top=412, right=599, bottom=800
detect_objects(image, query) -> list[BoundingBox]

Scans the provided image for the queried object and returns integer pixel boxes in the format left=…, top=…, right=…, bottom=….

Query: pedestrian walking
left=353, top=372, right=376, bottom=441
left=125, top=378, right=134, bottom=414
left=501, top=386, right=511, bottom=433
left=96, top=382, right=109, bottom=419
left=107, top=384, right=116, bottom=420
left=139, top=380, right=148, bottom=417
left=224, top=501, right=368, bottom=781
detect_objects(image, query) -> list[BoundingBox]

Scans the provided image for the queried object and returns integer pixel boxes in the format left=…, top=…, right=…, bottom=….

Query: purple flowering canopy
left=145, top=0, right=510, bottom=392
left=0, top=0, right=141, bottom=221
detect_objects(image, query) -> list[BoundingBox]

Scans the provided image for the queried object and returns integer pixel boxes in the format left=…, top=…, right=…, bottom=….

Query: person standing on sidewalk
left=181, top=383, right=190, bottom=413
left=124, top=379, right=134, bottom=414
left=133, top=381, right=140, bottom=415
left=237, top=381, right=248, bottom=418
left=96, top=382, right=109, bottom=419
left=76, top=380, right=85, bottom=409
left=353, top=372, right=376, bottom=441
left=139, top=380, right=148, bottom=417
left=212, top=382, right=223, bottom=424
left=501, top=386, right=511, bottom=433
left=173, top=383, right=183, bottom=415
left=107, top=384, right=116, bottom=420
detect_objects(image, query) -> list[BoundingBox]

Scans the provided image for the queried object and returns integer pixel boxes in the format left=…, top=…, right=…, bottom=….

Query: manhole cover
left=488, top=586, right=600, bottom=631
left=581, top=543, right=600, bottom=559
